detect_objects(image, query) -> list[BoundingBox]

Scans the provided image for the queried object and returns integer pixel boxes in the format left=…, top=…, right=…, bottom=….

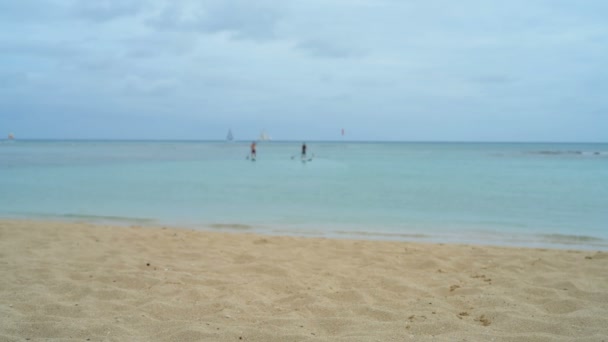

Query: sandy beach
left=1, top=219, right=607, bottom=341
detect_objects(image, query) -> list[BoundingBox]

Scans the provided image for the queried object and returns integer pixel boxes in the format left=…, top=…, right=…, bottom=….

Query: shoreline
left=1, top=219, right=607, bottom=341
left=2, top=213, right=607, bottom=251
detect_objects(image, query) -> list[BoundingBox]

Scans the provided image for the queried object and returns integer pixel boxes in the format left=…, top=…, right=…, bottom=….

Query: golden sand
left=1, top=220, right=607, bottom=341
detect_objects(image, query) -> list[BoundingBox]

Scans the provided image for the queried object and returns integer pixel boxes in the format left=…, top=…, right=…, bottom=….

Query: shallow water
left=1, top=140, right=606, bottom=249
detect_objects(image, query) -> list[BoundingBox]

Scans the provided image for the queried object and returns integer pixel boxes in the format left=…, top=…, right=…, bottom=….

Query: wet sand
left=1, top=219, right=607, bottom=341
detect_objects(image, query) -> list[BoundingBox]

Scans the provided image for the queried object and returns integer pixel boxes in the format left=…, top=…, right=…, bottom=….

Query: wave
left=537, top=233, right=605, bottom=242
left=208, top=223, right=252, bottom=230
left=0, top=212, right=158, bottom=226
left=528, top=150, right=606, bottom=156
left=60, top=214, right=156, bottom=225
left=333, top=230, right=430, bottom=239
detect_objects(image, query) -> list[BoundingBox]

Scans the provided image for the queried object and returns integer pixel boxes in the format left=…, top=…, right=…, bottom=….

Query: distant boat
left=7, top=133, right=14, bottom=140
left=226, top=129, right=234, bottom=141
left=259, top=130, right=271, bottom=141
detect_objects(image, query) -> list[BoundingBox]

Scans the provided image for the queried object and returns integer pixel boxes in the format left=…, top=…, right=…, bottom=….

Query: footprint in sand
left=475, top=314, right=491, bottom=326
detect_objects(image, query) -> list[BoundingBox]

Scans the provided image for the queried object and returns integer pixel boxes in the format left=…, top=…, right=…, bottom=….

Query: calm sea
left=1, top=140, right=606, bottom=249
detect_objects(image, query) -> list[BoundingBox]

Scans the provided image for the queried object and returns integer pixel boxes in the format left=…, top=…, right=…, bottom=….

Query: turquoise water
left=1, top=140, right=607, bottom=249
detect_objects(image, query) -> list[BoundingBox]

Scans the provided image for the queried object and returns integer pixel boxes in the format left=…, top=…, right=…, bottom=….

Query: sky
left=0, top=0, right=607, bottom=141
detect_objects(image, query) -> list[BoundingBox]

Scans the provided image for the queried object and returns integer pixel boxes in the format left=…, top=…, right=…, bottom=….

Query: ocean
left=1, top=140, right=606, bottom=250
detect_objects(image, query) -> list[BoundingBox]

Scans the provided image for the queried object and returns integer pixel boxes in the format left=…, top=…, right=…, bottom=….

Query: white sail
left=259, top=130, right=271, bottom=141
left=226, top=129, right=233, bottom=141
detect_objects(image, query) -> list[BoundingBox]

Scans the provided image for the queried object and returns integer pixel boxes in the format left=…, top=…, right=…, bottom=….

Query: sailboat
left=226, top=129, right=234, bottom=142
left=258, top=130, right=271, bottom=141
left=7, top=133, right=14, bottom=140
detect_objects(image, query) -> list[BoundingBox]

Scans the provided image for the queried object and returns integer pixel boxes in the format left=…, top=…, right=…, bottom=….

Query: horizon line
left=3, top=138, right=608, bottom=144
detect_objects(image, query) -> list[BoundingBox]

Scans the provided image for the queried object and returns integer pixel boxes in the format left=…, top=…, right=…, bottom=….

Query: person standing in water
left=301, top=142, right=307, bottom=159
left=250, top=141, right=257, bottom=159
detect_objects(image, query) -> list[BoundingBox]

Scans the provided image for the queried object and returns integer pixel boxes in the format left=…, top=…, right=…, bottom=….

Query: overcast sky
left=1, top=0, right=607, bottom=141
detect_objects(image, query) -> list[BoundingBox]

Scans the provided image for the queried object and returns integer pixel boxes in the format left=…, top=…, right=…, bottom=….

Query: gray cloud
left=147, top=1, right=282, bottom=41
left=295, top=40, right=367, bottom=59
left=0, top=0, right=67, bottom=22
left=122, top=74, right=179, bottom=96
left=122, top=35, right=198, bottom=59
left=71, top=1, right=147, bottom=22
left=0, top=40, right=81, bottom=58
